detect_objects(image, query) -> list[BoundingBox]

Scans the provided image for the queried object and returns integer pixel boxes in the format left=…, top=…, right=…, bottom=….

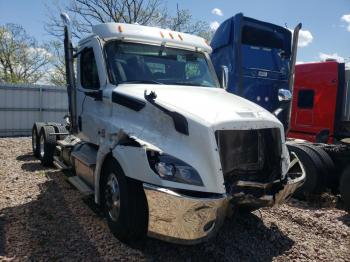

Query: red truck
left=287, top=60, right=350, bottom=209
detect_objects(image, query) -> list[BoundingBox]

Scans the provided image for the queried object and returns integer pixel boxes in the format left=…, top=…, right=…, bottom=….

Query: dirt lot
left=0, top=137, right=349, bottom=261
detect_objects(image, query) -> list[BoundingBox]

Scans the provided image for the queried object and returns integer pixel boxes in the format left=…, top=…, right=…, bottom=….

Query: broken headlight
left=147, top=151, right=204, bottom=186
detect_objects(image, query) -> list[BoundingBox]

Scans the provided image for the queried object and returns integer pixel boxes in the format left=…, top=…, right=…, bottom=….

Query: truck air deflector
left=112, top=91, right=146, bottom=111
left=144, top=90, right=189, bottom=135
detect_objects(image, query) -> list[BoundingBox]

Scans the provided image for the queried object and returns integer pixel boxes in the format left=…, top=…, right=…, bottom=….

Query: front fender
left=94, top=143, right=111, bottom=205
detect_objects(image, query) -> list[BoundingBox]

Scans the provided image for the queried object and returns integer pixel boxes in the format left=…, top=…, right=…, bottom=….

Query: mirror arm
left=84, top=90, right=102, bottom=101
left=221, top=65, right=229, bottom=90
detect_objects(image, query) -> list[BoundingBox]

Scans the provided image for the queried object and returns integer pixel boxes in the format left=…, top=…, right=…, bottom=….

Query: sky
left=0, top=0, right=349, bottom=65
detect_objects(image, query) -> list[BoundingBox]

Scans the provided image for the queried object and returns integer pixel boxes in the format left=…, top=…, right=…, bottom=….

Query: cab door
left=76, top=37, right=109, bottom=145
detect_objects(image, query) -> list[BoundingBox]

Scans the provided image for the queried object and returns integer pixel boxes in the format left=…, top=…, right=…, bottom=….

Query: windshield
left=105, top=41, right=219, bottom=88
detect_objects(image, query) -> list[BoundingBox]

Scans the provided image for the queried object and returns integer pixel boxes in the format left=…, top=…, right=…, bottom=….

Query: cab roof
left=89, top=23, right=212, bottom=53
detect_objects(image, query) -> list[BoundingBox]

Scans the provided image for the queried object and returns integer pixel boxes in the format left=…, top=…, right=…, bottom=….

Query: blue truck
left=210, top=14, right=350, bottom=210
left=211, top=13, right=301, bottom=129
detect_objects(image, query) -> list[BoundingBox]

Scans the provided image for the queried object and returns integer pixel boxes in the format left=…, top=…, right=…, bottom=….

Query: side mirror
left=221, top=65, right=229, bottom=90
left=278, top=89, right=292, bottom=102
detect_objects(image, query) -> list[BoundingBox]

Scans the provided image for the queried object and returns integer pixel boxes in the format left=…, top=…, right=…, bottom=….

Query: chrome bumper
left=143, top=153, right=305, bottom=245
left=143, top=184, right=228, bottom=245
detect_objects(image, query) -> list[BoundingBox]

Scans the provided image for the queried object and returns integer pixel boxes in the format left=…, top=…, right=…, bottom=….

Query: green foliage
left=44, top=41, right=67, bottom=86
left=0, top=24, right=52, bottom=84
left=42, top=0, right=214, bottom=85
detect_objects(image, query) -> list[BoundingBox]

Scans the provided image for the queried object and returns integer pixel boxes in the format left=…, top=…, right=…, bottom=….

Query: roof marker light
left=160, top=31, right=164, bottom=38
left=118, top=25, right=123, bottom=33
left=178, top=34, right=183, bottom=41
left=169, top=32, right=174, bottom=39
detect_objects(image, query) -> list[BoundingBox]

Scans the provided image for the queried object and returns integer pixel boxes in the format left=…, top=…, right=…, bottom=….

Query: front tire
left=102, top=159, right=148, bottom=243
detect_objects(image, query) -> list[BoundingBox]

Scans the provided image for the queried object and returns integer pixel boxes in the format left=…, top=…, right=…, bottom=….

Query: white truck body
left=33, top=22, right=305, bottom=244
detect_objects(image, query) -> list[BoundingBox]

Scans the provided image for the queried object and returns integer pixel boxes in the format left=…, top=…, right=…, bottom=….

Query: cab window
left=80, top=48, right=100, bottom=89
left=298, top=89, right=314, bottom=109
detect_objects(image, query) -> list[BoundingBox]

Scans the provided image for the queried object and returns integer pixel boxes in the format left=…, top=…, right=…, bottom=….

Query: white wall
left=0, top=83, right=68, bottom=137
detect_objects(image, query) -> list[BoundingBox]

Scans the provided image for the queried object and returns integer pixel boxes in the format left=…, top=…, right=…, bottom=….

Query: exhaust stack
left=61, top=13, right=78, bottom=134
left=285, top=23, right=302, bottom=132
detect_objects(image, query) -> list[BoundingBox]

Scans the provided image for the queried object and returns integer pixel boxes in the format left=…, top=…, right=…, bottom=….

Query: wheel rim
left=288, top=154, right=303, bottom=179
left=32, top=129, right=37, bottom=151
left=105, top=173, right=121, bottom=222
left=40, top=135, right=45, bottom=158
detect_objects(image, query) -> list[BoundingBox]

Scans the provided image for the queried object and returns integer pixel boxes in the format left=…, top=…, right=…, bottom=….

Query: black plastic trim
left=112, top=91, right=146, bottom=111
left=144, top=90, right=189, bottom=135
left=85, top=90, right=102, bottom=101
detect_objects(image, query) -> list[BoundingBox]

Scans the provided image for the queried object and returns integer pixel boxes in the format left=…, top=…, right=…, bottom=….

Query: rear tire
left=101, top=159, right=148, bottom=243
left=303, top=144, right=336, bottom=190
left=39, top=125, right=57, bottom=166
left=53, top=124, right=68, bottom=140
left=298, top=145, right=327, bottom=186
left=287, top=145, right=323, bottom=199
left=339, top=165, right=350, bottom=210
left=32, top=122, right=45, bottom=158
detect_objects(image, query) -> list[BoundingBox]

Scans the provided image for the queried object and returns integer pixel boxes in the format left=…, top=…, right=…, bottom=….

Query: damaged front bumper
left=143, top=153, right=305, bottom=245
left=230, top=152, right=306, bottom=209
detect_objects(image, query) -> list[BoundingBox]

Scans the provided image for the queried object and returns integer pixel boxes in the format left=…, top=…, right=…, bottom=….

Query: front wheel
left=102, top=159, right=148, bottom=243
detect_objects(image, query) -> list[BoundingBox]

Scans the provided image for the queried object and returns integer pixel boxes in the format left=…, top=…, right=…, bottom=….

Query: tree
left=45, top=0, right=211, bottom=40
left=44, top=0, right=212, bottom=86
left=0, top=24, right=52, bottom=84
left=160, top=4, right=213, bottom=39
left=45, top=41, right=66, bottom=86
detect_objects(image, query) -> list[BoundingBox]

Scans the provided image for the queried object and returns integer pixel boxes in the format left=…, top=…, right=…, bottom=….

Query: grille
left=215, top=128, right=282, bottom=183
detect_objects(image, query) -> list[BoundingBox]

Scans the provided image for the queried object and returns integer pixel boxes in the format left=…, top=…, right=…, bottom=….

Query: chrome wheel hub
left=32, top=130, right=37, bottom=151
left=40, top=135, right=45, bottom=158
left=105, top=173, right=121, bottom=222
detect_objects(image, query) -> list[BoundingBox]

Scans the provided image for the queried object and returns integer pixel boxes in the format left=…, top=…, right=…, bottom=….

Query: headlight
left=147, top=151, right=204, bottom=186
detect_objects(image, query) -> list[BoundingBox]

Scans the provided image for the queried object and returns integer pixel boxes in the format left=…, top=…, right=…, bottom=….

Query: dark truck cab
left=211, top=13, right=300, bottom=129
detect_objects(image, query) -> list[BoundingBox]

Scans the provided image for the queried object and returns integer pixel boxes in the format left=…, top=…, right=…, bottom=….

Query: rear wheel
left=298, top=145, right=327, bottom=187
left=101, top=159, right=148, bottom=243
left=53, top=124, right=68, bottom=140
left=32, top=122, right=45, bottom=158
left=304, top=144, right=336, bottom=190
left=39, top=125, right=57, bottom=166
left=288, top=144, right=323, bottom=199
left=339, top=165, right=350, bottom=210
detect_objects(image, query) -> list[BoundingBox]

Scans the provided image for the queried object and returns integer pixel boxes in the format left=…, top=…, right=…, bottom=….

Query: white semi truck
left=31, top=14, right=305, bottom=244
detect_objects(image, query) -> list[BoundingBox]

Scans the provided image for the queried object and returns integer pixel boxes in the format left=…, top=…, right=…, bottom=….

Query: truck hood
left=115, top=84, right=282, bottom=130
left=103, top=84, right=287, bottom=195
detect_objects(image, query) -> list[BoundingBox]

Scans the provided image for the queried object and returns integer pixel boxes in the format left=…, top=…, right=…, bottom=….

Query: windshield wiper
left=172, top=81, right=212, bottom=87
left=124, top=80, right=163, bottom=85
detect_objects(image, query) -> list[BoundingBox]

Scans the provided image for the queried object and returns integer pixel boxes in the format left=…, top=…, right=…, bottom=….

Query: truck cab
left=289, top=61, right=349, bottom=143
left=32, top=20, right=305, bottom=245
left=210, top=13, right=297, bottom=129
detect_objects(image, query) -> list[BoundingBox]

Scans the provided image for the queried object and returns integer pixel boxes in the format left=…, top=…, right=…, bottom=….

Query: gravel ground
left=0, top=137, right=349, bottom=261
